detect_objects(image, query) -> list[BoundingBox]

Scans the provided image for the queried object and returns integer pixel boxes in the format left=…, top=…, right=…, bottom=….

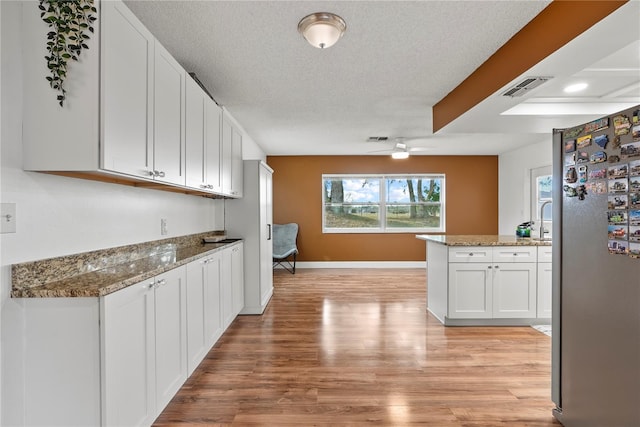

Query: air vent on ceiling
left=502, top=76, right=552, bottom=98
left=367, top=136, right=389, bottom=142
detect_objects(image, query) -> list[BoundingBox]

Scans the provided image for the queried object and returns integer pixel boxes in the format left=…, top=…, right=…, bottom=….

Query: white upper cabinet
left=205, top=97, right=223, bottom=193
left=21, top=0, right=246, bottom=198
left=153, top=41, right=186, bottom=185
left=101, top=0, right=154, bottom=178
left=185, top=76, right=206, bottom=189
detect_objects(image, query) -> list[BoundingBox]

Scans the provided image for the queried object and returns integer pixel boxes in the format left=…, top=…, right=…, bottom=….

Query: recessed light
left=564, top=83, right=588, bottom=93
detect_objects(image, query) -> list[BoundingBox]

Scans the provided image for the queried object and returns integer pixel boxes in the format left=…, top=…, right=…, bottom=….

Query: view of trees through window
left=322, top=175, right=445, bottom=232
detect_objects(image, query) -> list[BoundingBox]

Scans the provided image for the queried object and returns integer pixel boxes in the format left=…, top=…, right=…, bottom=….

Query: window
left=322, top=174, right=445, bottom=233
left=530, top=166, right=553, bottom=223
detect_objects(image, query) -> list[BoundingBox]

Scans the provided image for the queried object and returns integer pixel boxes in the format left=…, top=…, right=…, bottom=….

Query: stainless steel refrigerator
left=552, top=105, right=640, bottom=426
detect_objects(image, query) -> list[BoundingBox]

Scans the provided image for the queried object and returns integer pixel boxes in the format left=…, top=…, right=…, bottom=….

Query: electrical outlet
left=1, top=203, right=16, bottom=234
left=160, top=218, right=168, bottom=235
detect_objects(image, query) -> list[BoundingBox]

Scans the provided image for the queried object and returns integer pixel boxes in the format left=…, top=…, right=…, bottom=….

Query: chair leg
left=292, top=253, right=296, bottom=274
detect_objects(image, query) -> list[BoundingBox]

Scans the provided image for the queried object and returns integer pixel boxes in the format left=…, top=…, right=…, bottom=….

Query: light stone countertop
left=415, top=234, right=551, bottom=246
left=11, top=231, right=241, bottom=298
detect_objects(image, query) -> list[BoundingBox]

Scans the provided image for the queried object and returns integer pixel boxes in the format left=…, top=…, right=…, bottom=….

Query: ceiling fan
left=367, top=137, right=432, bottom=159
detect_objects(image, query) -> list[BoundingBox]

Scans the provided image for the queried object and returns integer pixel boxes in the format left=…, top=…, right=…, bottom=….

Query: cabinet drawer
left=448, top=247, right=492, bottom=263
left=492, top=246, right=537, bottom=263
left=537, top=245, right=552, bottom=262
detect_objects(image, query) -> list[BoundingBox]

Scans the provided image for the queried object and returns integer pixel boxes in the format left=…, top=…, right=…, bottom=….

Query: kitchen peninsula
left=416, top=235, right=552, bottom=326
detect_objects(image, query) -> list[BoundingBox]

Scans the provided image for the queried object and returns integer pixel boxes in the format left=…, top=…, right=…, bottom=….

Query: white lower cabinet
left=537, top=246, right=553, bottom=318
left=17, top=244, right=243, bottom=427
left=102, top=266, right=187, bottom=426
left=428, top=242, right=546, bottom=325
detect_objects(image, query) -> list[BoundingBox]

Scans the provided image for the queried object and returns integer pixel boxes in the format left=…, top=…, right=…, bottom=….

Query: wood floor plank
left=154, top=268, right=561, bottom=426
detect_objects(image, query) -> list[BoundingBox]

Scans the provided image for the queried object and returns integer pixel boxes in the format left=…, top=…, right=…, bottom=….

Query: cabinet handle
left=513, top=253, right=518, bottom=256
left=156, top=278, right=166, bottom=286
left=267, top=224, right=272, bottom=240
left=154, top=171, right=165, bottom=178
left=494, top=265, right=500, bottom=269
left=147, top=282, right=156, bottom=289
left=469, top=253, right=474, bottom=256
left=488, top=266, right=492, bottom=269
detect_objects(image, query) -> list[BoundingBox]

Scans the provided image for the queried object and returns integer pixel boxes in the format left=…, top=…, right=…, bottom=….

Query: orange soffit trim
left=432, top=0, right=628, bottom=133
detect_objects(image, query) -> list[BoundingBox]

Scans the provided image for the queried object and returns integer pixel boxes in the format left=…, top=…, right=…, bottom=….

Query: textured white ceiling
left=123, top=1, right=638, bottom=156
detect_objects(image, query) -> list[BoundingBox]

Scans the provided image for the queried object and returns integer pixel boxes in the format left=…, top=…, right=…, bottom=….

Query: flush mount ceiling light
left=564, top=82, right=588, bottom=93
left=298, top=12, right=346, bottom=49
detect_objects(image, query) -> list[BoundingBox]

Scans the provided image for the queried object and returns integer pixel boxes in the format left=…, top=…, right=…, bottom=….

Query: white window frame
left=322, top=174, right=445, bottom=234
left=530, top=165, right=553, bottom=233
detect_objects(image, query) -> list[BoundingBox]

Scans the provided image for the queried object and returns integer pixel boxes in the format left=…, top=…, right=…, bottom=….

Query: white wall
left=498, top=137, right=553, bottom=235
left=0, top=2, right=258, bottom=424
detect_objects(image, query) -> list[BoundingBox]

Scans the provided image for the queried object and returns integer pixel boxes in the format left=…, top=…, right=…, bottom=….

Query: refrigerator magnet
left=565, top=167, right=578, bottom=183
left=563, top=185, right=578, bottom=197
left=608, top=155, right=620, bottom=164
left=577, top=151, right=591, bottom=163
left=632, top=124, right=640, bottom=141
left=629, top=226, right=640, bottom=242
left=608, top=164, right=628, bottom=178
left=630, top=160, right=640, bottom=176
left=589, top=151, right=607, bottom=164
left=614, top=114, right=631, bottom=136
left=577, top=134, right=592, bottom=148
left=576, top=185, right=587, bottom=200
left=565, top=139, right=576, bottom=153
left=630, top=177, right=640, bottom=191
left=564, top=126, right=584, bottom=139
left=589, top=168, right=607, bottom=180
left=629, top=192, right=640, bottom=209
left=585, top=117, right=609, bottom=133
left=565, top=153, right=576, bottom=166
left=607, top=210, right=628, bottom=225
left=613, top=135, right=622, bottom=149
left=608, top=225, right=628, bottom=240
left=608, top=194, right=628, bottom=209
left=586, top=181, right=606, bottom=194
left=621, top=141, right=640, bottom=159
left=608, top=239, right=628, bottom=255
left=594, top=134, right=609, bottom=149
left=608, top=178, right=628, bottom=194
left=630, top=210, right=640, bottom=225
left=578, top=165, right=587, bottom=183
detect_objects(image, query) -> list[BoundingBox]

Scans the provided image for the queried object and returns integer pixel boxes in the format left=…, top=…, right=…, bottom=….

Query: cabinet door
left=231, top=126, right=243, bottom=197
left=185, top=77, right=206, bottom=190
left=231, top=243, right=245, bottom=316
left=260, top=165, right=274, bottom=306
left=101, top=0, right=154, bottom=178
left=492, top=263, right=537, bottom=318
left=221, top=118, right=233, bottom=195
left=204, top=98, right=222, bottom=193
left=102, top=279, right=156, bottom=427
left=537, top=262, right=552, bottom=318
left=448, top=263, right=492, bottom=318
left=221, top=247, right=235, bottom=329
left=205, top=252, right=224, bottom=346
left=186, top=259, right=208, bottom=376
left=153, top=41, right=185, bottom=185
left=154, top=267, right=188, bottom=412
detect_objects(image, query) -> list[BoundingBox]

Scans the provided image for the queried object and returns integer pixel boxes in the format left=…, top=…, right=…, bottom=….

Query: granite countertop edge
left=415, top=234, right=552, bottom=247
left=11, top=240, right=242, bottom=299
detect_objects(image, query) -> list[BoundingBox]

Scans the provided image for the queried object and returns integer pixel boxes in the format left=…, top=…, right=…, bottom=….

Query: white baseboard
left=274, top=261, right=426, bottom=269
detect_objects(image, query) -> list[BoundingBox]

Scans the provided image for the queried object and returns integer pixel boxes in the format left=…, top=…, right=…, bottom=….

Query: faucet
left=539, top=200, right=553, bottom=239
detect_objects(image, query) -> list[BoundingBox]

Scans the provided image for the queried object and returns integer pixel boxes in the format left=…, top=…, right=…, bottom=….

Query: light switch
left=160, top=218, right=168, bottom=235
left=1, top=203, right=16, bottom=234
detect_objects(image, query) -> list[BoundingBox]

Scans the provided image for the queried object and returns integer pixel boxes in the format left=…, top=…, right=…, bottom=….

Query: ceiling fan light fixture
left=298, top=12, right=346, bottom=49
left=391, top=150, right=409, bottom=160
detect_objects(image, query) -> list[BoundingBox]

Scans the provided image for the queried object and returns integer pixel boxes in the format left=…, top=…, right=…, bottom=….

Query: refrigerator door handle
left=267, top=223, right=272, bottom=240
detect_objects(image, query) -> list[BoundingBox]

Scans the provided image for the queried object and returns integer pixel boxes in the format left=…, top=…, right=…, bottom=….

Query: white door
left=221, top=247, right=234, bottom=329
left=185, top=77, right=206, bottom=190
left=204, top=98, right=222, bottom=193
left=154, top=267, right=188, bottom=412
left=102, top=279, right=156, bottom=427
left=448, top=263, right=492, bottom=318
left=260, top=165, right=274, bottom=306
left=205, top=252, right=224, bottom=346
left=153, top=41, right=185, bottom=185
left=185, top=259, right=208, bottom=376
left=537, top=262, right=552, bottom=318
left=492, top=263, right=537, bottom=318
left=231, top=243, right=245, bottom=316
left=100, top=0, right=154, bottom=178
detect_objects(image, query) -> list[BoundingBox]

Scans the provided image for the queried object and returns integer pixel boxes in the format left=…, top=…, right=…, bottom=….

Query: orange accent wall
left=267, top=155, right=498, bottom=261
left=432, top=0, right=627, bottom=132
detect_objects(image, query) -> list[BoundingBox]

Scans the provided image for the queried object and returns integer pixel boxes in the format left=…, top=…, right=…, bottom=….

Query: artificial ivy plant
left=39, top=0, right=97, bottom=107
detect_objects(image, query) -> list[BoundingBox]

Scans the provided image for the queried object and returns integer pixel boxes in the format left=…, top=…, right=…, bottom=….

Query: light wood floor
left=154, top=269, right=561, bottom=426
